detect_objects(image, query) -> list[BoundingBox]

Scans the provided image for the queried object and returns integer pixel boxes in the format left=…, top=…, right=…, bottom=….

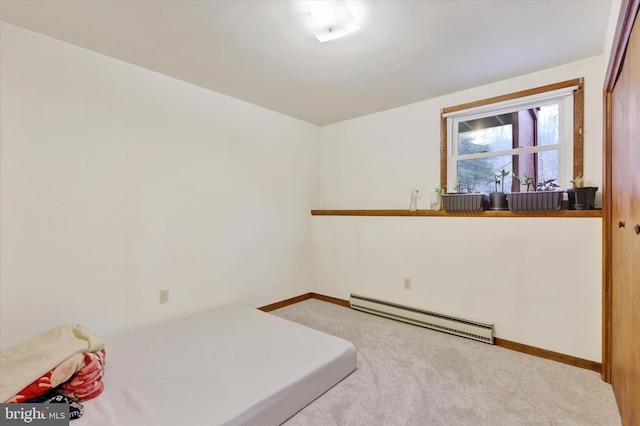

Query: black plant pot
left=567, top=187, right=598, bottom=210
left=489, top=192, right=508, bottom=210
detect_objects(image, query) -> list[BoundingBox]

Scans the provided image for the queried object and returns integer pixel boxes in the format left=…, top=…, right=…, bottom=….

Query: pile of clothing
left=0, top=324, right=106, bottom=420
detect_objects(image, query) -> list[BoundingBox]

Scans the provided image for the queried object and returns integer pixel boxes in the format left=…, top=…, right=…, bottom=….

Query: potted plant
left=514, top=174, right=536, bottom=192
left=440, top=181, right=489, bottom=212
left=430, top=185, right=446, bottom=210
left=488, top=169, right=509, bottom=210
left=567, top=175, right=598, bottom=210
left=537, top=178, right=560, bottom=192
left=508, top=175, right=564, bottom=211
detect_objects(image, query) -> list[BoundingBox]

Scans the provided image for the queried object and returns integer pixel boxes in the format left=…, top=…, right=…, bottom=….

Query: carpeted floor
left=271, top=299, right=621, bottom=426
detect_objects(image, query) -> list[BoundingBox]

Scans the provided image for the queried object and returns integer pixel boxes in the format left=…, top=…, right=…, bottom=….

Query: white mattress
left=76, top=304, right=357, bottom=426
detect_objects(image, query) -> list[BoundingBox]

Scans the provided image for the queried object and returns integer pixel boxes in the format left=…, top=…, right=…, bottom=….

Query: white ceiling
left=0, top=0, right=614, bottom=126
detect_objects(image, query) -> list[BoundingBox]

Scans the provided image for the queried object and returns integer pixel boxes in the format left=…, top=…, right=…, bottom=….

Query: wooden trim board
left=493, top=338, right=601, bottom=373
left=258, top=293, right=314, bottom=312
left=311, top=209, right=602, bottom=218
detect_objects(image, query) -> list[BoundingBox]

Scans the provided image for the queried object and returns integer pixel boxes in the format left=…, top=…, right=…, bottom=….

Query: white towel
left=0, top=324, right=104, bottom=402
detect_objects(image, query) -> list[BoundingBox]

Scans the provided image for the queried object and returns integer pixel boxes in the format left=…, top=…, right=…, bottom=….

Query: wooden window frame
left=440, top=78, right=584, bottom=191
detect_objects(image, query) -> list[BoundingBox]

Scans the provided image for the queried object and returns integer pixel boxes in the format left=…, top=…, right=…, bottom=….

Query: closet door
left=610, top=12, right=640, bottom=425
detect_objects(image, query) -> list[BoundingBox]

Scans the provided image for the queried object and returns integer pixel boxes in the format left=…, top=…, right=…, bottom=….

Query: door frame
left=602, top=0, right=639, bottom=383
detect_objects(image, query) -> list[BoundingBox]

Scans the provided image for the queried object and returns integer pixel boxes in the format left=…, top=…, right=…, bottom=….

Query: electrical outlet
left=159, top=289, right=169, bottom=304
left=404, top=278, right=411, bottom=290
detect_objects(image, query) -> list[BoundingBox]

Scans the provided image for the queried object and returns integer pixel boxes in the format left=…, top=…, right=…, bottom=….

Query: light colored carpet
left=272, top=299, right=621, bottom=426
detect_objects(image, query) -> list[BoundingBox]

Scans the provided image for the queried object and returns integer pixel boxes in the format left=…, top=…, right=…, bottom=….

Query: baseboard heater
left=349, top=294, right=494, bottom=344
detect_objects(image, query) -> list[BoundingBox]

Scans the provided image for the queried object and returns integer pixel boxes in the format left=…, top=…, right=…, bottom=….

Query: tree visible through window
left=455, top=104, right=559, bottom=193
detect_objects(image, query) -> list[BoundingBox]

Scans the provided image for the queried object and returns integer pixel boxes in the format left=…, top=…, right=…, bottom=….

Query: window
left=440, top=78, right=583, bottom=193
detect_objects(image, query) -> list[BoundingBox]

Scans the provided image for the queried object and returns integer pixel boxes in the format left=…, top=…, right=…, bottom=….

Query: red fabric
left=59, top=349, right=106, bottom=401
left=6, top=349, right=106, bottom=403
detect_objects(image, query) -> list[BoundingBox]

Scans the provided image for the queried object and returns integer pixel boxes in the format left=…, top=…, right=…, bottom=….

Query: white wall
left=0, top=23, right=320, bottom=349
left=1, top=21, right=608, bottom=363
left=603, top=0, right=623, bottom=72
left=313, top=56, right=605, bottom=362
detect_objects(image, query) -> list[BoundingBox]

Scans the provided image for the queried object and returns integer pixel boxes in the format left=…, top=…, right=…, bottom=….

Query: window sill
left=311, top=209, right=602, bottom=218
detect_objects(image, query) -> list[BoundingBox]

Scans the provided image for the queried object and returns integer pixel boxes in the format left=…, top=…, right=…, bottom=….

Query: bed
left=75, top=304, right=357, bottom=425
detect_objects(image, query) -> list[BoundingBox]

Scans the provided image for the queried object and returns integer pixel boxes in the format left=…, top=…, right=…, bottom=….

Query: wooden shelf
left=311, top=209, right=602, bottom=218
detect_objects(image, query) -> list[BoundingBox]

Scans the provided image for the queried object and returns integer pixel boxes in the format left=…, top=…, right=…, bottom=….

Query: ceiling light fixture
left=303, top=0, right=360, bottom=42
